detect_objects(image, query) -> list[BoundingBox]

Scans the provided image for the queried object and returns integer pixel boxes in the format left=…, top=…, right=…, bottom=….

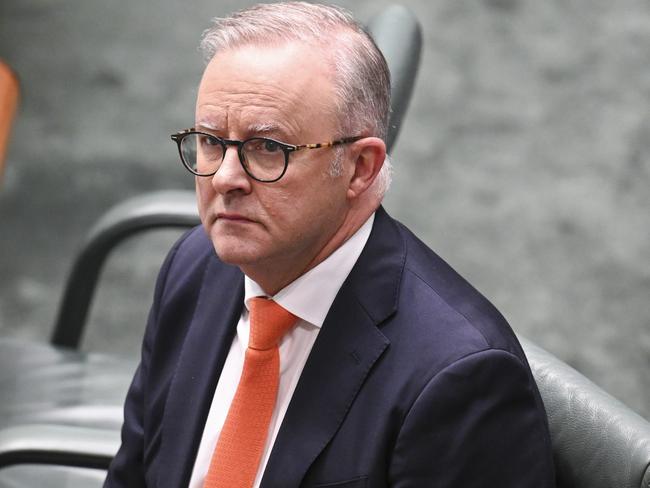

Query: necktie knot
left=248, top=297, right=297, bottom=350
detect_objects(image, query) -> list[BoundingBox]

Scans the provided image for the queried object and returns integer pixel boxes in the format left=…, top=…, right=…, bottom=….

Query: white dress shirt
left=188, top=213, right=375, bottom=488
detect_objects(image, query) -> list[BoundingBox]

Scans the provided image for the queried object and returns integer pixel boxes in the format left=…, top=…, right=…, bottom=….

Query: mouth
left=216, top=212, right=255, bottom=223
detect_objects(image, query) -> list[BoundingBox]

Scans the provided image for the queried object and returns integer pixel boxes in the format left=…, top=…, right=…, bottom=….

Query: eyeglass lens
left=180, top=133, right=286, bottom=181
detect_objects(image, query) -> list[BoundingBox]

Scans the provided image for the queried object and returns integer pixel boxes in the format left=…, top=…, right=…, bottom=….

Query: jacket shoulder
left=392, top=219, right=525, bottom=361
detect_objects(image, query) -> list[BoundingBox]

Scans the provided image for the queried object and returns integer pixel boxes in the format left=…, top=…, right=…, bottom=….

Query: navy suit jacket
left=106, top=206, right=555, bottom=487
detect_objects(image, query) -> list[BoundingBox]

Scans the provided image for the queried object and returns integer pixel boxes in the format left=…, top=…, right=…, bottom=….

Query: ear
left=347, top=137, right=387, bottom=199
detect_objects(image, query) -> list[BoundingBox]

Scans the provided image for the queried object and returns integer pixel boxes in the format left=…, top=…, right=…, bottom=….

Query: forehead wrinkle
left=195, top=99, right=227, bottom=123
left=235, top=91, right=302, bottom=127
left=200, top=76, right=301, bottom=112
left=198, top=94, right=302, bottom=139
left=197, top=52, right=335, bottom=139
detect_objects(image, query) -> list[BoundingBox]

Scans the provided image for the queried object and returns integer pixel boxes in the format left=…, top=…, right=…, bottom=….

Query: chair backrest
left=367, top=5, right=422, bottom=151
left=0, top=60, right=19, bottom=183
left=519, top=336, right=650, bottom=488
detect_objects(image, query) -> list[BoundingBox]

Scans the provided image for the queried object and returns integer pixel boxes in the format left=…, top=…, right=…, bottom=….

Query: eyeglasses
left=170, top=129, right=364, bottom=183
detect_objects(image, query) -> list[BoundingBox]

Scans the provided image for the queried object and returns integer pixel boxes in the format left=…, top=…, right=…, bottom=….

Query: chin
left=211, top=235, right=264, bottom=268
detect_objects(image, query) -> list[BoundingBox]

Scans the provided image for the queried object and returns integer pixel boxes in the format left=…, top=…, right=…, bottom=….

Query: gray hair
left=200, top=2, right=392, bottom=197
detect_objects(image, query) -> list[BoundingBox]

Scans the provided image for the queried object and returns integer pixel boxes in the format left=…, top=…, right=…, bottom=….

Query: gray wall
left=1, top=0, right=649, bottom=418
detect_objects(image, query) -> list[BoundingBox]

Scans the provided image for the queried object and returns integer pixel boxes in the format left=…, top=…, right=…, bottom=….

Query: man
left=106, top=2, right=555, bottom=487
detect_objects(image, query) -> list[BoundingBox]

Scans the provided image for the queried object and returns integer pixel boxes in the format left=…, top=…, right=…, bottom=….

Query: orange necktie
left=203, top=297, right=298, bottom=488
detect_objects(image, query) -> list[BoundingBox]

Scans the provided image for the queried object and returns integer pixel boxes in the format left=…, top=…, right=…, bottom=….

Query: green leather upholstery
left=520, top=337, right=650, bottom=488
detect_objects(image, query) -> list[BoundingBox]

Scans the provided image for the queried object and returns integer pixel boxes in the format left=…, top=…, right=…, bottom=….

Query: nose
left=210, top=145, right=252, bottom=194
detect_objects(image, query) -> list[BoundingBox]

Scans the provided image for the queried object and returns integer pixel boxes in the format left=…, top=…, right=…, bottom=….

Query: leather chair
left=520, top=337, right=650, bottom=488
left=0, top=5, right=422, bottom=486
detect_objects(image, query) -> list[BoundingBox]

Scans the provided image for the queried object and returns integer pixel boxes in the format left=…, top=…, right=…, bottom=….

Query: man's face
left=195, top=41, right=352, bottom=288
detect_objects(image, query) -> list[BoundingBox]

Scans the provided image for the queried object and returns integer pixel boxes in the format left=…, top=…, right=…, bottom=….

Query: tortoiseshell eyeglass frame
left=170, top=128, right=364, bottom=183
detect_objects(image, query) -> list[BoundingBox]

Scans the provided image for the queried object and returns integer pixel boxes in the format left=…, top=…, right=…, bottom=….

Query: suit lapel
left=159, top=256, right=244, bottom=487
left=261, top=207, right=405, bottom=487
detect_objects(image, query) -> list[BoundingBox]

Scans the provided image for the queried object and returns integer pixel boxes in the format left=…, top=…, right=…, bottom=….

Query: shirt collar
left=244, top=212, right=375, bottom=327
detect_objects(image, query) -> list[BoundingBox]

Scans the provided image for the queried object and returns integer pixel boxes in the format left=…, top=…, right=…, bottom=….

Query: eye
left=201, top=134, right=220, bottom=146
left=262, top=139, right=280, bottom=152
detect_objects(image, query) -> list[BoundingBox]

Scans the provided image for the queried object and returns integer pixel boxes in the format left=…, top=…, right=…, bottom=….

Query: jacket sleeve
left=103, top=234, right=186, bottom=487
left=389, top=348, right=556, bottom=488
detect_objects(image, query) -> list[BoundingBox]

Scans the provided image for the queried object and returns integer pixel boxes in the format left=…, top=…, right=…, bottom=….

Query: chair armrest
left=519, top=336, right=650, bottom=488
left=0, top=424, right=120, bottom=470
left=51, top=190, right=200, bottom=348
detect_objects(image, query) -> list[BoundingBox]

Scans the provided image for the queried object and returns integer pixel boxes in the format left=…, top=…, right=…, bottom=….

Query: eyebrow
left=193, top=121, right=289, bottom=140
left=195, top=120, right=221, bottom=131
left=245, top=122, right=284, bottom=136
